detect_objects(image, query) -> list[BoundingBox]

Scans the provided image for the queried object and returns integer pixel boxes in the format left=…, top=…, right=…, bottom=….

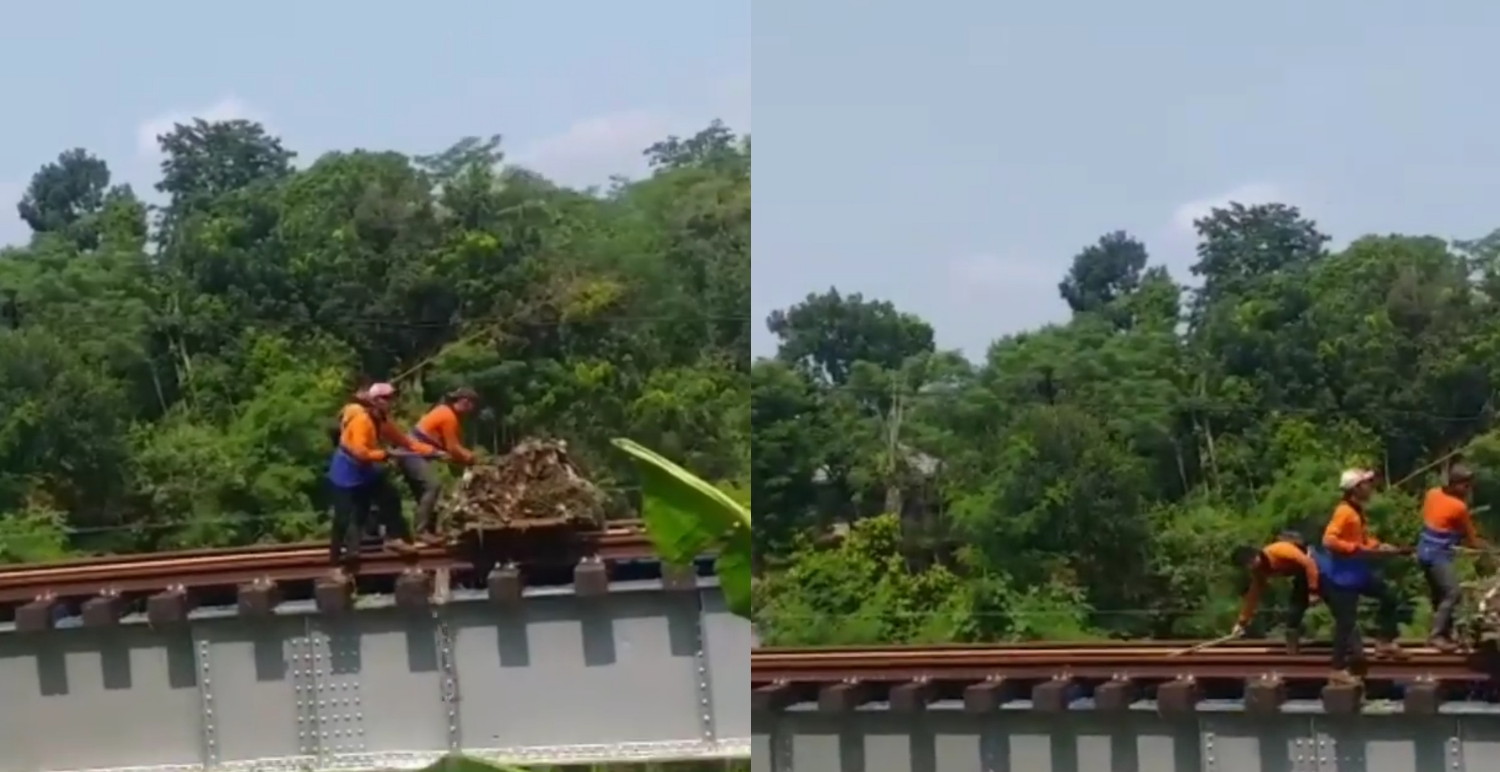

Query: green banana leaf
left=611, top=438, right=752, bottom=619
left=416, top=753, right=529, bottom=772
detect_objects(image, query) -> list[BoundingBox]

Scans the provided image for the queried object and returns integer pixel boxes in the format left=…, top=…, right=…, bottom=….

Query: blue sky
left=753, top=0, right=1500, bottom=356
left=0, top=1, right=749, bottom=242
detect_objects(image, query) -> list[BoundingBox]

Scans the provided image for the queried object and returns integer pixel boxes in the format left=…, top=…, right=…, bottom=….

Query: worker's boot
left=417, top=530, right=445, bottom=547
left=1373, top=640, right=1409, bottom=660
left=1429, top=635, right=1460, bottom=653
left=385, top=538, right=418, bottom=556
left=1284, top=630, right=1302, bottom=655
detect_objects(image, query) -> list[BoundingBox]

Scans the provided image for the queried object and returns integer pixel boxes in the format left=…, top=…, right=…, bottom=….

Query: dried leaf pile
left=439, top=438, right=605, bottom=532
left=1463, top=574, right=1500, bottom=648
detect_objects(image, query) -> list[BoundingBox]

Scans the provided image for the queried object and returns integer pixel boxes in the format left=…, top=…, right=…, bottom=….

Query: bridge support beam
left=0, top=581, right=748, bottom=772
left=752, top=707, right=1494, bottom=772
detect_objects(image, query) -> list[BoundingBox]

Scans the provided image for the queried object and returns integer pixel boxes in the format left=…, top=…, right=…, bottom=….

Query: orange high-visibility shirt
left=1237, top=541, right=1320, bottom=624
left=415, top=404, right=475, bottom=464
left=1323, top=502, right=1383, bottom=556
left=1422, top=487, right=1479, bottom=547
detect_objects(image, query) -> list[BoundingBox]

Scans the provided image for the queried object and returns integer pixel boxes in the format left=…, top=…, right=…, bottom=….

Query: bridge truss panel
left=0, top=584, right=748, bottom=772
left=701, top=588, right=750, bottom=743
left=0, top=627, right=203, bottom=772
left=445, top=591, right=705, bottom=752
left=196, top=615, right=310, bottom=767
left=754, top=709, right=1500, bottom=772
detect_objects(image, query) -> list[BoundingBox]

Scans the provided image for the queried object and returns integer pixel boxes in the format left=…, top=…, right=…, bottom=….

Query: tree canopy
left=753, top=204, right=1500, bottom=644
left=0, top=118, right=749, bottom=561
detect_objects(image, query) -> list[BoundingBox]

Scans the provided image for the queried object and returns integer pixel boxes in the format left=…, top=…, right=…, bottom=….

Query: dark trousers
left=1325, top=578, right=1399, bottom=669
left=1422, top=559, right=1463, bottom=640
left=1285, top=571, right=1312, bottom=633
left=396, top=455, right=443, bottom=534
left=329, top=474, right=409, bottom=565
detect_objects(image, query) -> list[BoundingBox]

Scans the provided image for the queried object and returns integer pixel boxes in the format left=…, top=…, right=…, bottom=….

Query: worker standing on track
left=1418, top=463, right=1484, bottom=652
left=403, top=386, right=480, bottom=543
left=1228, top=532, right=1320, bottom=654
left=1315, top=468, right=1409, bottom=682
left=326, top=382, right=431, bottom=570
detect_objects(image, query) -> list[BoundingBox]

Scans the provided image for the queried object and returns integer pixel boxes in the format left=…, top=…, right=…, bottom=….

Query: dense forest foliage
left=752, top=204, right=1500, bottom=645
left=0, top=118, right=750, bottom=561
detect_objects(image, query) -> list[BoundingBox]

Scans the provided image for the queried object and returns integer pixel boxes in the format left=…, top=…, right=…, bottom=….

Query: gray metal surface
left=0, top=581, right=749, bottom=772
left=754, top=707, right=1500, bottom=772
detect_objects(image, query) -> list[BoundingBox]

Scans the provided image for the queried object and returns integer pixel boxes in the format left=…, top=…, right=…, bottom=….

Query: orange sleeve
left=1323, top=505, right=1366, bottom=555
left=339, top=410, right=388, bottom=463
left=1237, top=571, right=1267, bottom=625
left=380, top=421, right=435, bottom=455
left=418, top=407, right=474, bottom=464
left=439, top=410, right=474, bottom=464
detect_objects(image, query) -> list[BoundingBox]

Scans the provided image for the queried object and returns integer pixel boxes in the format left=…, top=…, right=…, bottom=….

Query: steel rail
left=0, top=519, right=647, bottom=576
left=751, top=645, right=1491, bottom=685
left=0, top=524, right=657, bottom=603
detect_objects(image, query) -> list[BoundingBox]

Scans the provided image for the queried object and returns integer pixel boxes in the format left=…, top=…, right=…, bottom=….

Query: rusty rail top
left=0, top=521, right=661, bottom=606
left=751, top=643, right=1500, bottom=716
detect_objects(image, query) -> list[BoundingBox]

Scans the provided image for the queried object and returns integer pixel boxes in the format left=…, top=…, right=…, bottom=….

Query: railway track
left=752, top=642, right=1500, bottom=716
left=0, top=520, right=688, bottom=630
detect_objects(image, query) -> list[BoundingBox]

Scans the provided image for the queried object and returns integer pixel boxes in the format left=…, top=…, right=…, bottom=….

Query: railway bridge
left=0, top=526, right=750, bottom=772
left=752, top=643, right=1500, bottom=772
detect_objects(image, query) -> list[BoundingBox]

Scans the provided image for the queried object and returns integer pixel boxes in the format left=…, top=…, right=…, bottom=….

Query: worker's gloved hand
left=1308, top=593, right=1321, bottom=607
left=1230, top=623, right=1247, bottom=638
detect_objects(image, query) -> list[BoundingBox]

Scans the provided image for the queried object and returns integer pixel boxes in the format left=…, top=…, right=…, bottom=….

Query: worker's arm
left=339, top=412, right=388, bottom=463
left=434, top=410, right=475, bottom=465
left=379, top=421, right=440, bottom=457
left=1460, top=504, right=1485, bottom=548
left=1236, top=572, right=1267, bottom=627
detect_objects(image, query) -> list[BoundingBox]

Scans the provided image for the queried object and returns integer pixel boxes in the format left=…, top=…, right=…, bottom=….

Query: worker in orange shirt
left=401, top=386, right=480, bottom=542
left=326, top=382, right=431, bottom=568
left=1417, top=463, right=1483, bottom=651
left=1229, top=532, right=1320, bottom=653
left=329, top=383, right=372, bottom=446
left=1313, top=468, right=1409, bottom=682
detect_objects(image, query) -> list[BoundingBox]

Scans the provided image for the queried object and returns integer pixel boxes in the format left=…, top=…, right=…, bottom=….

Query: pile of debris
left=1463, top=574, right=1500, bottom=650
left=438, top=438, right=605, bottom=532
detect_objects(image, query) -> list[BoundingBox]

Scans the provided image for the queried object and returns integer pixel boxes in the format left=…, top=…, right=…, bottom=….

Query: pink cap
left=367, top=382, right=397, bottom=399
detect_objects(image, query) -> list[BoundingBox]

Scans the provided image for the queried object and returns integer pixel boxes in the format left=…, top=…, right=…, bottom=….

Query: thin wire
left=346, top=313, right=752, bottom=329
left=54, top=484, right=644, bottom=536
left=760, top=380, right=1494, bottom=423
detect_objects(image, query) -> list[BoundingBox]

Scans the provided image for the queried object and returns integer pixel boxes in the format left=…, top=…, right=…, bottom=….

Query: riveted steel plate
left=701, top=588, right=750, bottom=741
left=310, top=610, right=448, bottom=754
left=195, top=615, right=307, bottom=763
left=0, top=627, right=200, bottom=772
left=448, top=591, right=704, bottom=748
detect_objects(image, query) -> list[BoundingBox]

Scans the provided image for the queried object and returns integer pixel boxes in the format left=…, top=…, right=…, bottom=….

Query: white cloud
left=511, top=70, right=751, bottom=189
left=1170, top=182, right=1284, bottom=238
left=945, top=253, right=1056, bottom=301
left=511, top=109, right=677, bottom=188
left=135, top=96, right=264, bottom=157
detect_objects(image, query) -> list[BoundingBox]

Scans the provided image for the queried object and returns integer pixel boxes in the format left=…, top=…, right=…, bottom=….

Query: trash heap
left=439, top=438, right=606, bottom=532
left=1463, top=574, right=1500, bottom=649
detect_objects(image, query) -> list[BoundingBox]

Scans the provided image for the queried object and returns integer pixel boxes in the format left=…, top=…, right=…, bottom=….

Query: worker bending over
left=326, top=382, right=431, bottom=569
left=402, top=386, right=480, bottom=542
left=1315, top=468, right=1408, bottom=682
left=1418, top=463, right=1483, bottom=651
left=1229, top=532, right=1320, bottom=653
